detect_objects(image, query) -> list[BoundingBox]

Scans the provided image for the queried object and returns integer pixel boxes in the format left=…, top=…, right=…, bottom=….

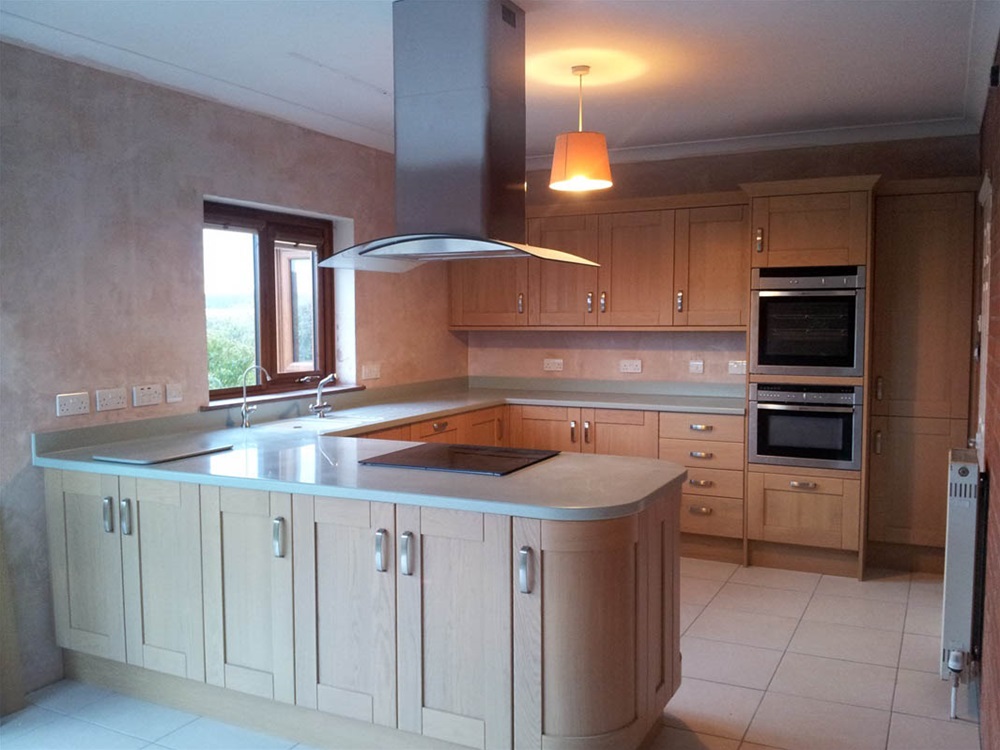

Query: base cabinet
left=747, top=470, right=860, bottom=551
left=511, top=406, right=658, bottom=457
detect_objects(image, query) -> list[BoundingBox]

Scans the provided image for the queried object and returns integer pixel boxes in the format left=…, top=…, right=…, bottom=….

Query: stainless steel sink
left=254, top=416, right=373, bottom=433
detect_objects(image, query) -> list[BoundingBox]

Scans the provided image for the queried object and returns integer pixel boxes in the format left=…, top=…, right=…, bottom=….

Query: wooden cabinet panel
left=293, top=496, right=396, bottom=726
left=747, top=471, right=860, bottom=551
left=527, top=214, right=600, bottom=326
left=659, top=412, right=745, bottom=443
left=680, top=496, right=744, bottom=539
left=465, top=406, right=505, bottom=447
left=683, top=467, right=744, bottom=499
left=360, top=425, right=411, bottom=440
left=449, top=258, right=528, bottom=326
left=409, top=415, right=462, bottom=443
left=397, top=506, right=512, bottom=749
left=750, top=191, right=870, bottom=267
left=867, top=416, right=968, bottom=547
left=871, top=193, right=974, bottom=419
left=674, top=205, right=749, bottom=326
left=202, top=486, right=294, bottom=703
left=659, top=438, right=744, bottom=470
left=511, top=405, right=582, bottom=452
left=587, top=408, right=658, bottom=458
left=598, top=211, right=675, bottom=325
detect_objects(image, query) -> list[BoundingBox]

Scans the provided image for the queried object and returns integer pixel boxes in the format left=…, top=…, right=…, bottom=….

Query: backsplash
left=467, top=330, right=747, bottom=383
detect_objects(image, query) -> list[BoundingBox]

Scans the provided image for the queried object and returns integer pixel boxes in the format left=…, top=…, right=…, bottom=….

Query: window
left=202, top=202, right=334, bottom=399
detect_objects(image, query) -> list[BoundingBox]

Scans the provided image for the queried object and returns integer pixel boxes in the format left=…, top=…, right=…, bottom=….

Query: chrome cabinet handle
left=375, top=528, right=388, bottom=572
left=689, top=424, right=713, bottom=432
left=688, top=506, right=713, bottom=516
left=676, top=291, right=684, bottom=312
left=689, top=479, right=714, bottom=487
left=119, top=498, right=132, bottom=536
left=518, top=546, right=533, bottom=594
left=517, top=293, right=524, bottom=314
left=570, top=420, right=577, bottom=443
left=583, top=420, right=591, bottom=444
left=689, top=451, right=714, bottom=459
left=272, top=517, right=286, bottom=558
left=789, top=481, right=817, bottom=490
left=755, top=227, right=764, bottom=253
left=432, top=421, right=448, bottom=433
left=102, top=496, right=114, bottom=533
left=586, top=291, right=594, bottom=313
left=874, top=430, right=883, bottom=456
left=400, top=531, right=414, bottom=576
left=599, top=291, right=607, bottom=313
left=876, top=376, right=884, bottom=401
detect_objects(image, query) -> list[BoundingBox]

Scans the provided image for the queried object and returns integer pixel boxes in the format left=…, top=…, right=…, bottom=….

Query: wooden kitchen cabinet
left=201, top=486, right=294, bottom=703
left=742, top=176, right=878, bottom=268
left=597, top=210, right=675, bottom=326
left=526, top=214, right=599, bottom=326
left=673, top=205, right=749, bottom=326
left=359, top=424, right=411, bottom=440
left=747, top=469, right=860, bottom=551
left=408, top=406, right=506, bottom=447
left=510, top=405, right=658, bottom=457
left=45, top=470, right=204, bottom=679
left=449, top=258, right=529, bottom=326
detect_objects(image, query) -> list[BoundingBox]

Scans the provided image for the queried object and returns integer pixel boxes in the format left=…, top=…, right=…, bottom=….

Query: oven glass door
left=753, top=290, right=862, bottom=373
left=752, top=404, right=860, bottom=469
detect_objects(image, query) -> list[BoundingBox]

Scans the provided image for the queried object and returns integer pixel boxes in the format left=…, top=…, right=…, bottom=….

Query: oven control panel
left=751, top=384, right=862, bottom=406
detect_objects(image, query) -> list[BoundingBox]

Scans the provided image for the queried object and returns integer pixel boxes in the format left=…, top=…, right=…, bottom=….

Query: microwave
left=750, top=266, right=866, bottom=377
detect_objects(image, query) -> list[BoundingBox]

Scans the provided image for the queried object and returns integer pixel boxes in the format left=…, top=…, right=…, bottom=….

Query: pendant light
left=549, top=65, right=613, bottom=192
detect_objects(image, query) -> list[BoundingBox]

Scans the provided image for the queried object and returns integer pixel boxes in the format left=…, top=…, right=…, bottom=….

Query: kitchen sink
left=254, top=416, right=373, bottom=433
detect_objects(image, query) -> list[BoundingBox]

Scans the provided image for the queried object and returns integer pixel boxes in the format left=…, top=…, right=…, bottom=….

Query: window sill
left=201, top=384, right=366, bottom=412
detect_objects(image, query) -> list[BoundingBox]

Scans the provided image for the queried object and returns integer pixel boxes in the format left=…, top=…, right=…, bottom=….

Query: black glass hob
left=359, top=443, right=559, bottom=476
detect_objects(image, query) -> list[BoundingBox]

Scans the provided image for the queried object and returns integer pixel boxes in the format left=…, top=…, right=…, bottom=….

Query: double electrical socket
left=619, top=359, right=642, bottom=374
left=96, top=387, right=127, bottom=412
left=56, top=392, right=90, bottom=417
left=543, top=358, right=564, bottom=372
left=132, top=383, right=163, bottom=407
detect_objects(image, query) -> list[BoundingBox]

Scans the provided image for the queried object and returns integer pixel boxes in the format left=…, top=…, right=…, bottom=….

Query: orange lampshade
left=549, top=131, right=613, bottom=192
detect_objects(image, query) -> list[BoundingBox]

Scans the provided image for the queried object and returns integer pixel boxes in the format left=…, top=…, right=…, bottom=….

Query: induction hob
left=359, top=443, right=559, bottom=476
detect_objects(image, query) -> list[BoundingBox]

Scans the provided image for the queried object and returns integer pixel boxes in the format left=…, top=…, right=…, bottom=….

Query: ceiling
left=2, top=0, right=998, bottom=170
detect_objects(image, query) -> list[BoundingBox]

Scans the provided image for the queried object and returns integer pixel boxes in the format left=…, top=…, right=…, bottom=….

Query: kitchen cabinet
left=45, top=470, right=204, bottom=679
left=408, top=406, right=506, bottom=447
left=673, top=205, right=749, bottom=326
left=201, top=486, right=294, bottom=703
left=747, top=469, right=860, bottom=551
left=742, top=176, right=878, bottom=268
left=659, top=413, right=746, bottom=539
left=449, top=258, right=529, bottom=326
left=597, top=210, right=675, bottom=326
left=510, top=405, right=658, bottom=457
left=526, top=214, right=599, bottom=326
left=359, top=425, right=411, bottom=440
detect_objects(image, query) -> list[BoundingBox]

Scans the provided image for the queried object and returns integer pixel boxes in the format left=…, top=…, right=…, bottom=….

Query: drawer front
left=762, top=473, right=844, bottom=496
left=410, top=416, right=462, bottom=443
left=748, top=473, right=860, bottom=551
left=659, top=439, right=744, bottom=471
left=680, top=495, right=743, bottom=539
left=659, top=413, right=745, bottom=443
left=683, top=468, right=744, bottom=499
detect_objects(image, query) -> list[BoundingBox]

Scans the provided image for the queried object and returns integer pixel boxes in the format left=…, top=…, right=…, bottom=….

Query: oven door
left=749, top=403, right=862, bottom=471
left=750, top=289, right=865, bottom=376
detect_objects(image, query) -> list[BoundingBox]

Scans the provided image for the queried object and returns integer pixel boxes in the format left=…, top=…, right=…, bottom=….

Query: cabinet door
left=598, top=211, right=675, bottom=326
left=449, top=259, right=528, bottom=326
left=868, top=416, right=968, bottom=547
left=674, top=205, right=749, bottom=326
left=465, top=406, right=505, bottom=447
left=586, top=408, right=658, bottom=457
left=202, top=486, right=294, bottom=703
left=361, top=425, right=411, bottom=440
left=120, top=477, right=204, bottom=680
left=751, top=191, right=870, bottom=267
left=410, top=414, right=463, bottom=443
left=509, top=405, right=581, bottom=452
left=871, top=193, right=974, bottom=419
left=527, top=214, right=600, bottom=326
left=397, top=506, right=512, bottom=749
left=747, top=472, right=860, bottom=550
left=45, top=470, right=125, bottom=662
left=294, top=496, right=396, bottom=726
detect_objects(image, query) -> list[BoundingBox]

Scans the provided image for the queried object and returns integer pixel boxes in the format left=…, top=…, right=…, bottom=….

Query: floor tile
left=886, top=712, right=981, bottom=750
left=157, top=717, right=297, bottom=750
left=745, top=692, right=890, bottom=750
left=904, top=603, right=942, bottom=637
left=26, top=680, right=113, bottom=715
left=738, top=744, right=784, bottom=750
left=815, top=570, right=910, bottom=603
left=681, top=557, right=738, bottom=582
left=680, top=636, right=783, bottom=690
left=768, top=652, right=896, bottom=710
left=686, top=604, right=799, bottom=651
left=0, top=705, right=61, bottom=742
left=729, top=565, right=820, bottom=593
left=0, top=714, right=148, bottom=750
left=711, top=582, right=811, bottom=619
left=681, top=576, right=725, bottom=607
left=645, top=724, right=741, bottom=750
left=663, top=677, right=764, bottom=740
left=680, top=604, right=705, bottom=634
left=787, top=620, right=902, bottom=667
left=907, top=572, right=944, bottom=608
left=893, top=668, right=977, bottom=722
left=802, top=593, right=906, bottom=631
left=899, top=632, right=942, bottom=673
left=72, top=693, right=199, bottom=742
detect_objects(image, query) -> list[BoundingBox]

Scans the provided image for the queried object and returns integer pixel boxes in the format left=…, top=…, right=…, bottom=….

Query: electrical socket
left=96, top=387, right=127, bottom=411
left=543, top=358, right=564, bottom=372
left=727, top=360, right=747, bottom=375
left=132, top=383, right=163, bottom=407
left=619, top=359, right=642, bottom=374
left=165, top=383, right=183, bottom=403
left=689, top=359, right=705, bottom=374
left=361, top=363, right=381, bottom=380
left=56, top=392, right=90, bottom=417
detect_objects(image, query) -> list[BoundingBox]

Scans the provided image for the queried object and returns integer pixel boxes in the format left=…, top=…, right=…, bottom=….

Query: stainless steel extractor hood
left=320, top=0, right=598, bottom=272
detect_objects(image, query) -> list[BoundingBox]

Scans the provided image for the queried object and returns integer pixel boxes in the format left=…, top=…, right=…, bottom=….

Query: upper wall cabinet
left=674, top=205, right=749, bottom=326
left=527, top=214, right=600, bottom=326
left=742, top=176, right=879, bottom=268
left=449, top=258, right=529, bottom=326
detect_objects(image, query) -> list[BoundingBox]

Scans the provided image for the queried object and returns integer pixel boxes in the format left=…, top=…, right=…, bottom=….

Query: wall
left=977, top=39, right=1000, bottom=750
left=0, top=43, right=466, bottom=692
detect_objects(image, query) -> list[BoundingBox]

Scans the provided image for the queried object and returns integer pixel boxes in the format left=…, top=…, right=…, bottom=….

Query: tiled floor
left=0, top=559, right=982, bottom=750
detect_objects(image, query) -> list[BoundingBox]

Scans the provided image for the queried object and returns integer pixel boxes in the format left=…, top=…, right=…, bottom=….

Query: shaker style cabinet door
left=526, top=214, right=600, bottom=326
left=449, top=258, right=529, bottom=326
left=749, top=191, right=870, bottom=267
left=673, top=205, right=749, bottom=326
left=597, top=210, right=675, bottom=326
